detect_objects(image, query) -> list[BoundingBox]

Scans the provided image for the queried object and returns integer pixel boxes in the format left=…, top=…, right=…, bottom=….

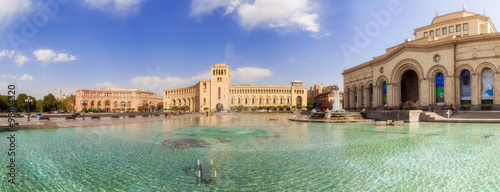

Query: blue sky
left=1, top=0, right=499, bottom=99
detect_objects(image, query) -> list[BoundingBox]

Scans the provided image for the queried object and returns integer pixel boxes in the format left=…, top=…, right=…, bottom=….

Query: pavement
left=0, top=112, right=207, bottom=129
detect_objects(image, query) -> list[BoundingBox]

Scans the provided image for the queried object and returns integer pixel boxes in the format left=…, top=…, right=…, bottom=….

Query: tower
left=210, top=63, right=231, bottom=111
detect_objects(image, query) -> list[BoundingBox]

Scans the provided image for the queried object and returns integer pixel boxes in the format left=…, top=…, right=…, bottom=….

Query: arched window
left=361, top=85, right=365, bottom=106
left=218, top=87, right=221, bottom=99
left=354, top=87, right=357, bottom=108
left=436, top=73, right=444, bottom=105
left=382, top=82, right=387, bottom=106
left=460, top=70, right=471, bottom=101
left=482, top=68, right=494, bottom=110
left=231, top=98, right=233, bottom=104
left=238, top=98, right=241, bottom=104
left=252, top=98, right=255, bottom=104
left=245, top=98, right=248, bottom=104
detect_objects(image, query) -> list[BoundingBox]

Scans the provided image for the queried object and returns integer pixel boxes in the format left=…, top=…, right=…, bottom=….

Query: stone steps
left=421, top=112, right=447, bottom=121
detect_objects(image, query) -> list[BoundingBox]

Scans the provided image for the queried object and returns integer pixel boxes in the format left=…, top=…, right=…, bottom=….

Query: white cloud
left=309, top=32, right=330, bottom=39
left=191, top=0, right=320, bottom=32
left=1, top=74, right=17, bottom=79
left=0, top=49, right=29, bottom=66
left=232, top=67, right=272, bottom=83
left=15, top=54, right=29, bottom=65
left=19, top=74, right=33, bottom=80
left=0, top=0, right=32, bottom=29
left=131, top=67, right=271, bottom=93
left=95, top=82, right=115, bottom=88
left=84, top=0, right=145, bottom=16
left=131, top=71, right=211, bottom=94
left=33, top=49, right=78, bottom=63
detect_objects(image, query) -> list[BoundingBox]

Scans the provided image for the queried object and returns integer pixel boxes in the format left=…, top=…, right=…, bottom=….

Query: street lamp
left=80, top=99, right=87, bottom=120
left=121, top=101, right=127, bottom=119
left=25, top=97, right=32, bottom=121
left=149, top=102, right=155, bottom=117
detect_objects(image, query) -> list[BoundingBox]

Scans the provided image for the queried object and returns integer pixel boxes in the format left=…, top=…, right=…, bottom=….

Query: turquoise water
left=1, top=115, right=500, bottom=191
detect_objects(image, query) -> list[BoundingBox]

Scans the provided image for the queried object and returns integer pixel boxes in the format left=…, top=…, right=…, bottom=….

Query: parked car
left=257, top=109, right=267, bottom=113
left=35, top=113, right=43, bottom=118
left=72, top=113, right=83, bottom=118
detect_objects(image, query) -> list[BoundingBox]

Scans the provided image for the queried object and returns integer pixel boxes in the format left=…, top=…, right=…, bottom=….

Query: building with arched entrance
left=75, top=88, right=163, bottom=112
left=343, top=10, right=500, bottom=111
left=163, top=64, right=307, bottom=112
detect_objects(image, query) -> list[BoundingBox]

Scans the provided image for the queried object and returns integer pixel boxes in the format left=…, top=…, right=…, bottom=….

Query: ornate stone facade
left=75, top=88, right=162, bottom=112
left=163, top=63, right=307, bottom=112
left=343, top=11, right=500, bottom=111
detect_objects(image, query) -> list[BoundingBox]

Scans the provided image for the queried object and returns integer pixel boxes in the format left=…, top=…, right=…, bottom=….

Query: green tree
left=16, top=93, right=28, bottom=112
left=237, top=105, right=245, bottom=111
left=183, top=106, right=190, bottom=111
left=297, top=105, right=303, bottom=109
left=277, top=105, right=283, bottom=111
left=307, top=97, right=316, bottom=110
left=43, top=93, right=58, bottom=112
left=204, top=107, right=209, bottom=111
left=36, top=99, right=44, bottom=112
left=0, top=95, right=9, bottom=112
left=60, top=94, right=76, bottom=112
left=251, top=106, right=258, bottom=111
left=157, top=102, right=163, bottom=111
left=283, top=105, right=290, bottom=110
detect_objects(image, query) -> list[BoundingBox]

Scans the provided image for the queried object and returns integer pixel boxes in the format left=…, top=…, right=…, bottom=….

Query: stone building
left=163, top=63, right=307, bottom=112
left=75, top=88, right=163, bottom=112
left=313, top=85, right=343, bottom=110
left=343, top=10, right=500, bottom=111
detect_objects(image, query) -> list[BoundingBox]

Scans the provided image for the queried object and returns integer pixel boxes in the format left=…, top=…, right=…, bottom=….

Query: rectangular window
left=464, top=34, right=468, bottom=37
left=436, top=29, right=440, bottom=36
left=442, top=27, right=447, bottom=34
left=424, top=32, right=428, bottom=37
left=456, top=35, right=461, bottom=38
left=463, top=23, right=468, bottom=31
left=218, top=87, right=221, bottom=99
left=449, top=26, right=454, bottom=33
left=456, top=24, right=461, bottom=32
left=430, top=30, right=434, bottom=37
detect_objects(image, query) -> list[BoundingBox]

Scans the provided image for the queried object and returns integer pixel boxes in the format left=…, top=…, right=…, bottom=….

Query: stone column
left=444, top=75, right=454, bottom=105
left=470, top=73, right=481, bottom=110
left=373, top=86, right=379, bottom=108
left=419, top=78, right=429, bottom=107
left=494, top=72, right=500, bottom=110
left=349, top=89, right=355, bottom=110
left=356, top=88, right=362, bottom=110
left=364, top=87, right=370, bottom=109
left=388, top=83, right=396, bottom=109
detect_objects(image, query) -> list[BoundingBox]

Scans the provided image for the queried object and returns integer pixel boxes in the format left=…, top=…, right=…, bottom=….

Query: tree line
left=0, top=93, right=76, bottom=113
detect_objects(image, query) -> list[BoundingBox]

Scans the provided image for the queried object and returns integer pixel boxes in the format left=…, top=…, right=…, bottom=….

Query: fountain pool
left=1, top=115, right=499, bottom=191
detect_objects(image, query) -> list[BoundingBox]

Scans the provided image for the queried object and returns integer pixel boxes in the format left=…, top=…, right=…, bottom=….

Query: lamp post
left=80, top=99, right=87, bottom=120
left=121, top=101, right=127, bottom=119
left=25, top=98, right=32, bottom=121
left=149, top=102, right=155, bottom=117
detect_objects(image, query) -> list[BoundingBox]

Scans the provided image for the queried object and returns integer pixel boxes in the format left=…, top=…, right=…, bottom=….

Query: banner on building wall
left=482, top=69, right=494, bottom=100
left=436, top=73, right=444, bottom=104
left=383, top=82, right=387, bottom=106
left=460, top=70, right=471, bottom=100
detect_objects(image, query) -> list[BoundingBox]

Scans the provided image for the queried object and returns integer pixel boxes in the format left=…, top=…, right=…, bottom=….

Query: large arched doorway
left=216, top=103, right=224, bottom=111
left=296, top=96, right=303, bottom=107
left=105, top=100, right=111, bottom=112
left=401, top=70, right=419, bottom=106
